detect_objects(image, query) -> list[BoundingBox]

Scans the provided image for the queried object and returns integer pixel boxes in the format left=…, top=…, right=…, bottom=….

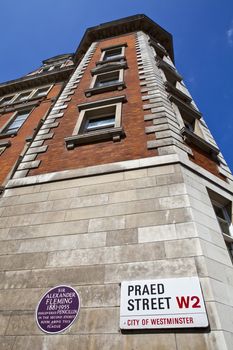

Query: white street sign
left=120, top=277, right=208, bottom=330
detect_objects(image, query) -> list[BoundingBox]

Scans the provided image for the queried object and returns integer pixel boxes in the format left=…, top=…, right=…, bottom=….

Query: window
left=2, top=109, right=32, bottom=135
left=0, top=141, right=11, bottom=155
left=33, top=87, right=50, bottom=98
left=65, top=96, right=126, bottom=149
left=212, top=202, right=232, bottom=237
left=98, top=44, right=127, bottom=65
left=103, top=48, right=123, bottom=61
left=0, top=86, right=51, bottom=107
left=14, top=91, right=32, bottom=102
left=208, top=190, right=233, bottom=263
left=94, top=71, right=120, bottom=88
left=84, top=115, right=115, bottom=132
left=0, top=95, right=15, bottom=106
left=85, top=69, right=125, bottom=97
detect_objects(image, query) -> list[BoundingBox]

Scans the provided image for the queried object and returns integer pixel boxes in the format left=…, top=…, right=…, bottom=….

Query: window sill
left=85, top=82, right=126, bottom=97
left=0, top=131, right=17, bottom=139
left=165, top=82, right=192, bottom=104
left=157, top=59, right=183, bottom=82
left=149, top=39, right=168, bottom=58
left=96, top=56, right=126, bottom=66
left=65, top=126, right=125, bottom=149
left=181, top=127, right=219, bottom=158
left=223, top=233, right=233, bottom=243
left=0, top=98, right=41, bottom=113
left=168, top=94, right=202, bottom=120
left=91, top=62, right=128, bottom=76
left=0, top=140, right=11, bottom=147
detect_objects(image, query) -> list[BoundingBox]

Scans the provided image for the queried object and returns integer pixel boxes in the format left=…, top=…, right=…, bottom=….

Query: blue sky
left=1, top=1, right=233, bottom=171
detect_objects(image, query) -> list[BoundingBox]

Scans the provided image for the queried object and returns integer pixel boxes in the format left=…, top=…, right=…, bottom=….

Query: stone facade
left=0, top=14, right=233, bottom=350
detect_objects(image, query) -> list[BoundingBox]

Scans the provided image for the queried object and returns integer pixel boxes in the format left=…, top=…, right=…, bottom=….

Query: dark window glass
left=3, top=110, right=31, bottom=134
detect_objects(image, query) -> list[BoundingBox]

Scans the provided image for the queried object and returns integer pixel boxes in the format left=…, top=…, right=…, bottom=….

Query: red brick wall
left=29, top=33, right=156, bottom=176
left=188, top=144, right=226, bottom=180
left=0, top=84, right=62, bottom=185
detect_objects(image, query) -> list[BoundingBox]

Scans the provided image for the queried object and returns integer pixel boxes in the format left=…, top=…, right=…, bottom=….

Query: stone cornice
left=74, top=14, right=174, bottom=64
left=0, top=67, right=73, bottom=96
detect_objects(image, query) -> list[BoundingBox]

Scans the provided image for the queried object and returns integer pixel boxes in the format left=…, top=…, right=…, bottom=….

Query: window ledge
left=149, top=39, right=168, bottom=57
left=165, top=82, right=192, bottom=103
left=223, top=233, right=233, bottom=243
left=168, top=94, right=202, bottom=120
left=91, top=61, right=128, bottom=76
left=96, top=56, right=126, bottom=66
left=78, top=95, right=126, bottom=111
left=181, top=127, right=219, bottom=157
left=85, top=82, right=126, bottom=97
left=101, top=43, right=128, bottom=52
left=0, top=98, right=41, bottom=113
left=0, top=131, right=17, bottom=139
left=65, top=127, right=125, bottom=149
left=0, top=140, right=11, bottom=147
left=157, top=59, right=183, bottom=82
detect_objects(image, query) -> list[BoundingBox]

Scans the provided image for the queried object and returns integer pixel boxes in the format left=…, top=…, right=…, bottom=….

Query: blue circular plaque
left=36, top=285, right=80, bottom=334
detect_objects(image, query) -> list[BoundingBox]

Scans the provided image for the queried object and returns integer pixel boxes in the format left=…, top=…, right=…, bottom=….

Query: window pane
left=86, top=116, right=115, bottom=131
left=34, top=88, right=49, bottom=98
left=0, top=96, right=14, bottom=105
left=3, top=110, right=31, bottom=134
left=15, top=92, right=31, bottom=102
left=104, top=48, right=122, bottom=61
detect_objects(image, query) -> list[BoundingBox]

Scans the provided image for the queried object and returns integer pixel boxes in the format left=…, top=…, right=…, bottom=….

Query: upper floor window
left=0, top=86, right=52, bottom=107
left=14, top=91, right=32, bottom=103
left=65, top=96, right=126, bottom=149
left=208, top=190, right=233, bottom=263
left=94, top=71, right=120, bottom=88
left=0, top=95, right=15, bottom=106
left=98, top=43, right=127, bottom=65
left=103, top=48, right=123, bottom=61
left=2, top=109, right=32, bottom=135
left=85, top=69, right=125, bottom=97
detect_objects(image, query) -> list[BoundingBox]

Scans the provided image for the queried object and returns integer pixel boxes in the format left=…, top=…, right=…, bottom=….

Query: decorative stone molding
left=136, top=31, right=191, bottom=157
left=12, top=42, right=98, bottom=179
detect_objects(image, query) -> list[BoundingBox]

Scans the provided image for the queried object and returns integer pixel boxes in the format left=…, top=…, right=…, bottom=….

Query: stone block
left=106, top=228, right=138, bottom=246
left=88, top=216, right=125, bottom=233
left=125, top=207, right=192, bottom=229
left=0, top=336, right=15, bottom=350
left=77, top=284, right=119, bottom=307
left=147, top=164, right=175, bottom=176
left=8, top=219, right=89, bottom=240
left=138, top=224, right=176, bottom=243
left=22, top=154, right=37, bottom=162
left=70, top=307, right=118, bottom=334
left=18, top=231, right=106, bottom=254
left=165, top=238, right=202, bottom=258
left=1, top=265, right=105, bottom=289
left=0, top=313, right=11, bottom=335
left=26, top=145, right=48, bottom=155
left=176, top=333, right=208, bottom=350
left=0, top=252, right=48, bottom=271
left=105, top=257, right=197, bottom=283
left=46, top=241, right=165, bottom=268
left=1, top=201, right=54, bottom=217
left=17, top=160, right=41, bottom=171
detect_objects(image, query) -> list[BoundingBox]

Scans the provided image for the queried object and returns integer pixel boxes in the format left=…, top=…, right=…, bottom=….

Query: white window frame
left=91, top=70, right=123, bottom=89
left=100, top=47, right=125, bottom=62
left=98, top=43, right=127, bottom=64
left=65, top=96, right=126, bottom=149
left=85, top=69, right=125, bottom=97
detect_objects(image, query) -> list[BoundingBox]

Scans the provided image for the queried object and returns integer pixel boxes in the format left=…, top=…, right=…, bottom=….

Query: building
left=0, top=14, right=233, bottom=350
